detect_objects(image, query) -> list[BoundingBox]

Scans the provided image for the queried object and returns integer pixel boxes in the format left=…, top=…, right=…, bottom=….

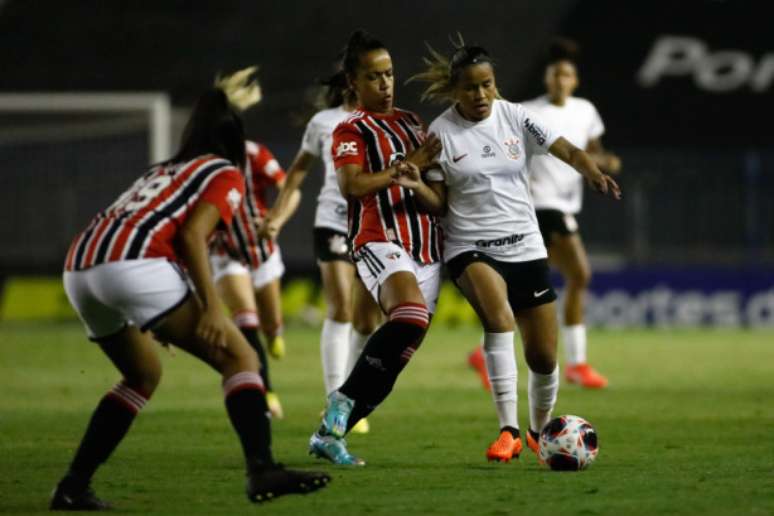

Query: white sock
left=483, top=332, right=518, bottom=431
left=320, top=319, right=351, bottom=395
left=562, top=324, right=587, bottom=365
left=528, top=365, right=559, bottom=433
left=346, top=328, right=372, bottom=375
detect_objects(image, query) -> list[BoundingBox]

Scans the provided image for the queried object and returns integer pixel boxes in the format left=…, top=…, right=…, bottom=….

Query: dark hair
left=320, top=69, right=352, bottom=108
left=171, top=88, right=246, bottom=170
left=343, top=29, right=387, bottom=76
left=547, top=37, right=580, bottom=66
left=449, top=45, right=494, bottom=85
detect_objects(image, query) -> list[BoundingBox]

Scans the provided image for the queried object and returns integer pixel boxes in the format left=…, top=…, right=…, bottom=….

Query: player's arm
left=258, top=151, right=310, bottom=239
left=394, top=162, right=447, bottom=215
left=177, top=201, right=229, bottom=348
left=585, top=138, right=622, bottom=175
left=549, top=137, right=621, bottom=199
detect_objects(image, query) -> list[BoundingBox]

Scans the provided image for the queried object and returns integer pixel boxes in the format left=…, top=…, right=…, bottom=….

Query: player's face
left=545, top=60, right=578, bottom=101
left=453, top=63, right=497, bottom=122
left=350, top=49, right=394, bottom=114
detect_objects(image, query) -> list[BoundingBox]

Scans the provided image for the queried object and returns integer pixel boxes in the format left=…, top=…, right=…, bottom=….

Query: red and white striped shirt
left=211, top=141, right=286, bottom=269
left=64, top=155, right=244, bottom=271
left=332, top=108, right=442, bottom=264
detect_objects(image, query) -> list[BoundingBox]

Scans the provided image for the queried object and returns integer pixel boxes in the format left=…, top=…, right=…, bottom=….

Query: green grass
left=1, top=322, right=773, bottom=515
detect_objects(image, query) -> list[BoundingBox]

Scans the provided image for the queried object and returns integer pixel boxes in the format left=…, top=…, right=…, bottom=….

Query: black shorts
left=313, top=227, right=352, bottom=263
left=535, top=209, right=578, bottom=247
left=446, top=252, right=557, bottom=312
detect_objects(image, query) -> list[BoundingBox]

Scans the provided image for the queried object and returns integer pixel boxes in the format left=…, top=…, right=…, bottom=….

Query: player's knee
left=568, top=266, right=591, bottom=289
left=328, top=303, right=353, bottom=323
left=481, top=308, right=516, bottom=333
left=124, top=368, right=161, bottom=397
left=525, top=347, right=557, bottom=375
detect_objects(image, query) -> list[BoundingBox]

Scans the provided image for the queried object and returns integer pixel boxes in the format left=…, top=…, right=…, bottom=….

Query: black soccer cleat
left=246, top=463, right=331, bottom=503
left=50, top=482, right=111, bottom=511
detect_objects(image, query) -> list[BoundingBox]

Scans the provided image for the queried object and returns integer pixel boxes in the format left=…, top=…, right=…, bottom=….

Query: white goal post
left=0, top=92, right=172, bottom=163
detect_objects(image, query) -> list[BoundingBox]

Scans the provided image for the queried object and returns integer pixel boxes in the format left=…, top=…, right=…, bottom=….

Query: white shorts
left=63, top=258, right=190, bottom=340
left=353, top=242, right=441, bottom=313
left=210, top=249, right=285, bottom=291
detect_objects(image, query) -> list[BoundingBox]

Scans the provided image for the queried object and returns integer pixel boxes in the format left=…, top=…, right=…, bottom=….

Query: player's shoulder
left=309, top=106, right=349, bottom=128
left=428, top=105, right=457, bottom=133
left=521, top=95, right=549, bottom=110
left=187, top=153, right=236, bottom=172
left=245, top=140, right=260, bottom=157
left=568, top=96, right=597, bottom=112
left=334, top=110, right=368, bottom=134
left=393, top=107, right=423, bottom=126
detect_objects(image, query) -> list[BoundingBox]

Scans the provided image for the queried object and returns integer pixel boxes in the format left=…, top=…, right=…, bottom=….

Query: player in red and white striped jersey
left=51, top=73, right=329, bottom=510
left=210, top=138, right=294, bottom=418
left=309, top=30, right=444, bottom=466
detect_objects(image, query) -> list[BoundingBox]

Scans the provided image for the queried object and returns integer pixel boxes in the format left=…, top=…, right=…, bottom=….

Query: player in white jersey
left=524, top=39, right=621, bottom=388
left=409, top=41, right=620, bottom=463
left=259, top=67, right=380, bottom=434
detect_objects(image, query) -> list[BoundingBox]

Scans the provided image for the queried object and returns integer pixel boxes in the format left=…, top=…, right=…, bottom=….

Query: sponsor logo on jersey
left=524, top=118, right=547, bottom=146
left=335, top=141, right=359, bottom=158
left=504, top=138, right=521, bottom=160
left=475, top=233, right=525, bottom=248
left=481, top=145, right=496, bottom=158
left=226, top=188, right=243, bottom=211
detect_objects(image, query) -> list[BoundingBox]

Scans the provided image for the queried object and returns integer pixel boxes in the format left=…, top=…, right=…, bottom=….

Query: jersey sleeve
left=588, top=103, right=605, bottom=140
left=425, top=167, right=445, bottom=182
left=250, top=144, right=286, bottom=185
left=300, top=118, right=323, bottom=157
left=198, top=168, right=246, bottom=226
left=332, top=122, right=366, bottom=169
left=516, top=103, right=558, bottom=156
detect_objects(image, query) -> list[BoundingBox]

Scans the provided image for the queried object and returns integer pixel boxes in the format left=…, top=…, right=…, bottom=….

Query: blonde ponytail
left=215, top=66, right=262, bottom=112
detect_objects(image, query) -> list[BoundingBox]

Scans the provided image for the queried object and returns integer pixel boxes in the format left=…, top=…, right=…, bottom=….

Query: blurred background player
left=259, top=64, right=381, bottom=433
left=51, top=69, right=329, bottom=509
left=411, top=40, right=620, bottom=462
left=209, top=68, right=294, bottom=418
left=467, top=38, right=622, bottom=390
left=307, top=29, right=443, bottom=466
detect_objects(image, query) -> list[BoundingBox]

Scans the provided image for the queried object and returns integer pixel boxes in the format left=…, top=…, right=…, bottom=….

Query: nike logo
left=452, top=153, right=468, bottom=163
left=533, top=289, right=550, bottom=298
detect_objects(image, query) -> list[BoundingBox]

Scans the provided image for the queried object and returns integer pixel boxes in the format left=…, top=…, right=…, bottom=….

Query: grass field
left=1, top=322, right=773, bottom=515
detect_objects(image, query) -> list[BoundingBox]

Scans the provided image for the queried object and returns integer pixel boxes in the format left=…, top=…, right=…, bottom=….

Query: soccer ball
left=538, top=415, right=599, bottom=471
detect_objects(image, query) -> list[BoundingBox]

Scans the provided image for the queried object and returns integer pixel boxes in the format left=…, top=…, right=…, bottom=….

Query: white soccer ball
left=538, top=415, right=599, bottom=471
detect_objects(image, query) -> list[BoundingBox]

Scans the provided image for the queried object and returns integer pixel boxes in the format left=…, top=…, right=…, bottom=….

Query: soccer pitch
left=1, top=322, right=772, bottom=515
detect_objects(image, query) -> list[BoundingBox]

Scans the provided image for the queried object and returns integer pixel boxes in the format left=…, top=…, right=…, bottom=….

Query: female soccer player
left=259, top=68, right=381, bottom=433
left=209, top=115, right=295, bottom=419
left=305, top=30, right=443, bottom=465
left=409, top=41, right=620, bottom=462
left=524, top=39, right=621, bottom=388
left=467, top=39, right=622, bottom=390
left=51, top=70, right=329, bottom=510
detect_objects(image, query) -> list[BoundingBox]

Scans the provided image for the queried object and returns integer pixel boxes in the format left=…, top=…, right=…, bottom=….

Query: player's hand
left=603, top=154, right=622, bottom=175
left=255, top=216, right=279, bottom=240
left=394, top=161, right=423, bottom=190
left=196, top=306, right=228, bottom=349
left=407, top=133, right=442, bottom=171
left=586, top=168, right=622, bottom=200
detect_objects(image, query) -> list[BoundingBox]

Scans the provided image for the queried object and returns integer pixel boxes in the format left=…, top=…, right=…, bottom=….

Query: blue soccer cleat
left=309, top=432, right=365, bottom=466
left=322, top=391, right=354, bottom=438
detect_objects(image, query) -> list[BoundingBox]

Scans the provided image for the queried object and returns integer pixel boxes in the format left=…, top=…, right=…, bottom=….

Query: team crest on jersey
left=388, top=152, right=406, bottom=166
left=336, top=141, right=358, bottom=158
left=226, top=188, right=243, bottom=211
left=504, top=138, right=521, bottom=160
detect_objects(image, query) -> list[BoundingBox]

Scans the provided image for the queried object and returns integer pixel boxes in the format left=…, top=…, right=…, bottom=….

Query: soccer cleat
left=467, top=346, right=491, bottom=391
left=265, top=391, right=284, bottom=420
left=309, top=432, right=365, bottom=466
left=321, top=391, right=354, bottom=438
left=246, top=463, right=330, bottom=503
left=267, top=335, right=285, bottom=360
left=526, top=429, right=545, bottom=464
left=486, top=431, right=523, bottom=462
left=350, top=417, right=370, bottom=434
left=565, top=363, right=608, bottom=389
left=50, top=482, right=111, bottom=511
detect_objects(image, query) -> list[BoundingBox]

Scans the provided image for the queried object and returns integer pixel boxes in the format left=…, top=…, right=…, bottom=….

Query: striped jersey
left=332, top=108, right=442, bottom=264
left=211, top=141, right=286, bottom=269
left=64, top=155, right=244, bottom=271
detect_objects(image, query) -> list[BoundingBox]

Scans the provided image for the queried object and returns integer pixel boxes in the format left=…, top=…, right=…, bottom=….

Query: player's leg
left=549, top=231, right=607, bottom=388
left=51, top=325, right=161, bottom=510
left=155, top=296, right=329, bottom=501
left=453, top=256, right=522, bottom=462
left=318, top=259, right=355, bottom=395
left=253, top=250, right=287, bottom=360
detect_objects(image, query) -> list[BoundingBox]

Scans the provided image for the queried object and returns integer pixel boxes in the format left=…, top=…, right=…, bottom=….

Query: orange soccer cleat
left=486, top=431, right=523, bottom=462
left=526, top=429, right=545, bottom=464
left=467, top=346, right=491, bottom=391
left=565, top=363, right=609, bottom=389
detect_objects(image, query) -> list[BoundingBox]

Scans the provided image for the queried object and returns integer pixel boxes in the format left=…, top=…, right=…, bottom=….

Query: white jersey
left=300, top=106, right=352, bottom=233
left=426, top=99, right=558, bottom=263
left=522, top=95, right=604, bottom=214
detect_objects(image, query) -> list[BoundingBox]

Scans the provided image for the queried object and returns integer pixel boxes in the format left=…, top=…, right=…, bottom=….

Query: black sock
left=63, top=384, right=148, bottom=492
left=239, top=326, right=272, bottom=392
left=502, top=426, right=520, bottom=439
left=339, top=315, right=427, bottom=432
left=224, top=387, right=273, bottom=470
